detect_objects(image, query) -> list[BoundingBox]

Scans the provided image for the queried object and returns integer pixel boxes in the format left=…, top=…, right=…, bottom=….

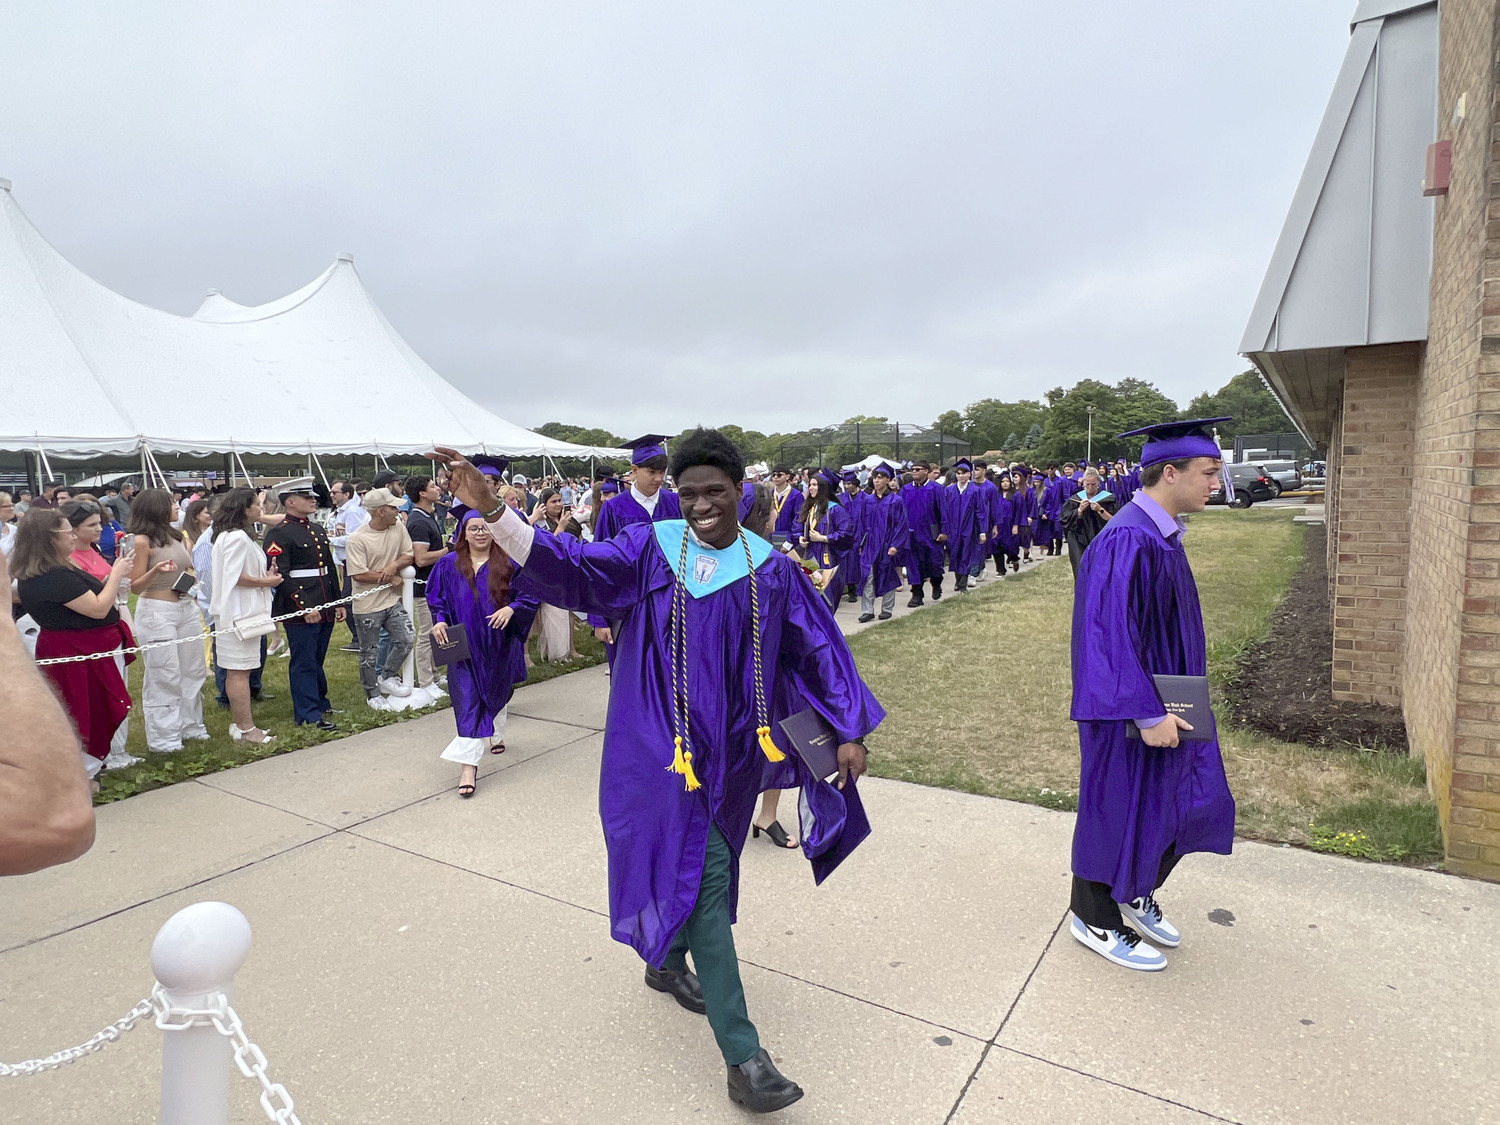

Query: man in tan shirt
left=345, top=489, right=416, bottom=709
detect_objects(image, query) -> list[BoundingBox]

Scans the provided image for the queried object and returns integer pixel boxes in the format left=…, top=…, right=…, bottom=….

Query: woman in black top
left=11, top=508, right=171, bottom=779
left=1060, top=467, right=1118, bottom=577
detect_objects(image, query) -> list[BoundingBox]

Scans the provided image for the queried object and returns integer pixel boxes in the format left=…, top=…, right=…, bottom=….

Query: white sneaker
left=366, top=695, right=390, bottom=711
left=378, top=676, right=411, bottom=698
left=103, top=751, right=143, bottom=770
left=1069, top=916, right=1167, bottom=971
left=1119, top=894, right=1181, bottom=948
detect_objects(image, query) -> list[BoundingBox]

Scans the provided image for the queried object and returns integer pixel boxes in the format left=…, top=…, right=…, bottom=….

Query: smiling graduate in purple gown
left=1067, top=417, right=1236, bottom=974
left=940, top=458, right=986, bottom=591
left=899, top=460, right=946, bottom=605
left=431, top=429, right=883, bottom=1112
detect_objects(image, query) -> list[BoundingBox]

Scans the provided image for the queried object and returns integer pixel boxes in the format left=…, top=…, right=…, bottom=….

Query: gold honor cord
left=666, top=530, right=785, bottom=794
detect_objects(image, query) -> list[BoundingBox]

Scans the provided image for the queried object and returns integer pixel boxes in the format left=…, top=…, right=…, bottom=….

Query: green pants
left=663, top=824, right=761, bottom=1066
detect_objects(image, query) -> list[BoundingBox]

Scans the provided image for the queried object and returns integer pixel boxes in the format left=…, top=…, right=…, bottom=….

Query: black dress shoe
left=302, top=720, right=339, bottom=732
left=644, top=965, right=707, bottom=1014
left=857, top=613, right=875, bottom=623
left=727, top=1049, right=803, bottom=1113
left=878, top=611, right=892, bottom=620
left=907, top=594, right=924, bottom=608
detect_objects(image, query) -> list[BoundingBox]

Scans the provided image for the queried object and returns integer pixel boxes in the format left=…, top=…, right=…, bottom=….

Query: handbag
left=230, top=610, right=276, bottom=641
left=430, top=622, right=471, bottom=666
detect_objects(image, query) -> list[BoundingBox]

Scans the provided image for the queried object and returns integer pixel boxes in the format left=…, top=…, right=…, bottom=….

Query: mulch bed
left=1226, top=524, right=1408, bottom=752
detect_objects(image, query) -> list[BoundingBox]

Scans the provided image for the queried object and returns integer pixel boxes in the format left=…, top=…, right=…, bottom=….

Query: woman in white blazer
left=210, top=489, right=283, bottom=743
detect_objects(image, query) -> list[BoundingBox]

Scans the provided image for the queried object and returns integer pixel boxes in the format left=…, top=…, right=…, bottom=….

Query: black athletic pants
left=1070, top=846, right=1182, bottom=930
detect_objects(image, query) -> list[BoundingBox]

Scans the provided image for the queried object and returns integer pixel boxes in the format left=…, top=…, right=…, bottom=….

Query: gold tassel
left=668, top=735, right=702, bottom=791
left=758, top=725, right=786, bottom=762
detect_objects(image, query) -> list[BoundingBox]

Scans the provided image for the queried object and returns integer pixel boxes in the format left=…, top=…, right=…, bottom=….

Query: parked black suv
left=1209, top=463, right=1277, bottom=508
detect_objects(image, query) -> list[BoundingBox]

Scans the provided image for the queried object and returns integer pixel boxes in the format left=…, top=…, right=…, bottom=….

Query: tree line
left=526, top=369, right=1295, bottom=475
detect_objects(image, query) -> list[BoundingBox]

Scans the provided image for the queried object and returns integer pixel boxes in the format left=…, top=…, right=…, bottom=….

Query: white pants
left=133, top=597, right=209, bottom=751
left=439, top=706, right=508, bottom=766
left=535, top=602, right=572, bottom=662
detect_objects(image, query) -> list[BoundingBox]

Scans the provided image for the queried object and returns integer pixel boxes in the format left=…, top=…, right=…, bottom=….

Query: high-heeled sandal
left=229, top=724, right=275, bottom=744
left=752, top=820, right=797, bottom=849
left=458, top=768, right=478, bottom=798
left=489, top=741, right=506, bottom=755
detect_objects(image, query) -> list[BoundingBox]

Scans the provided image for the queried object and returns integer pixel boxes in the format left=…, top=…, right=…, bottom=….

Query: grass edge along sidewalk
left=848, top=510, right=1445, bottom=868
left=96, top=620, right=606, bottom=804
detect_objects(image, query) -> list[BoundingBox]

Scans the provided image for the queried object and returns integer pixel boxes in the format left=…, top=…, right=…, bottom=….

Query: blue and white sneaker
left=1119, top=894, right=1181, bottom=948
left=1069, top=916, right=1167, bottom=972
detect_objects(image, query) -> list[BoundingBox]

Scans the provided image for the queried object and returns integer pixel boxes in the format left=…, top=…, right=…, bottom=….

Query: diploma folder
left=1126, top=674, right=1215, bottom=742
left=429, top=623, right=471, bottom=667
left=777, top=707, right=842, bottom=780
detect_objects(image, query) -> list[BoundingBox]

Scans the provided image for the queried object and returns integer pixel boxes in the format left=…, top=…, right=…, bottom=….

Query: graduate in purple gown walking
left=767, top=465, right=803, bottom=545
left=796, top=468, right=853, bottom=614
left=838, top=471, right=869, bottom=604
left=1067, top=418, right=1236, bottom=973
left=1011, top=470, right=1038, bottom=562
left=432, top=430, right=882, bottom=1112
left=1041, top=466, right=1069, bottom=556
left=992, top=472, right=1021, bottom=573
left=427, top=511, right=539, bottom=797
left=971, top=461, right=1003, bottom=584
left=856, top=462, right=909, bottom=622
left=940, top=458, right=986, bottom=592
left=899, top=460, right=946, bottom=606
left=588, top=435, right=681, bottom=652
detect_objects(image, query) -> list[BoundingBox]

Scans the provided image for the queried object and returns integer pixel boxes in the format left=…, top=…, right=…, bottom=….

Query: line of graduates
left=749, top=455, right=1142, bottom=623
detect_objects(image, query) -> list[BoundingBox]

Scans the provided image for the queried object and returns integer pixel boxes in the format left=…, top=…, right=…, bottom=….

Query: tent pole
left=310, top=448, right=332, bottom=493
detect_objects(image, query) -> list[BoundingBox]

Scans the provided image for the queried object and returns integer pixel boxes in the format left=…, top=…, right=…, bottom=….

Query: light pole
left=1086, top=405, right=1096, bottom=463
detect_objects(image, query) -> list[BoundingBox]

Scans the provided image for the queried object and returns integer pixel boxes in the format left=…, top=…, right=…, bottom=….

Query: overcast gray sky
left=3, top=1, right=1353, bottom=436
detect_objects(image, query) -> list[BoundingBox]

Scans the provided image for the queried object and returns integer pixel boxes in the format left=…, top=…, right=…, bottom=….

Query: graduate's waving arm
left=430, top=447, right=643, bottom=619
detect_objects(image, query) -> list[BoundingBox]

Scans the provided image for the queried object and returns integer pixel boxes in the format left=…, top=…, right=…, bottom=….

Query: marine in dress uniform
left=263, top=478, right=344, bottom=729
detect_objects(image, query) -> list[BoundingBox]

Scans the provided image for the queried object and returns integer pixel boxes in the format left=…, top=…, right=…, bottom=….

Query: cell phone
left=171, top=570, right=196, bottom=596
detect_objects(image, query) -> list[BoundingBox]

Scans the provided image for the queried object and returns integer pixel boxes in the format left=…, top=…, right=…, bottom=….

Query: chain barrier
left=0, top=984, right=301, bottom=1124
left=31, top=583, right=396, bottom=666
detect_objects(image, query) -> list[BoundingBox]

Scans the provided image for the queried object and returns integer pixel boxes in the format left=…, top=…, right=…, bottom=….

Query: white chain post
left=150, top=902, right=252, bottom=1125
left=400, top=564, right=416, bottom=694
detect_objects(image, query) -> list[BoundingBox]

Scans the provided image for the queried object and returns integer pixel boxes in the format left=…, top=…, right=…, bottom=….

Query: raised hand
left=425, top=447, right=498, bottom=515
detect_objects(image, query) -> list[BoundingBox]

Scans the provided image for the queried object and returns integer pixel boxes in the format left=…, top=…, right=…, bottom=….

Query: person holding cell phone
left=127, top=489, right=209, bottom=753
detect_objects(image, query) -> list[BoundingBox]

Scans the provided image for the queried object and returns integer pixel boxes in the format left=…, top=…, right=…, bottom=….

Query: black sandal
left=752, top=820, right=797, bottom=849
left=490, top=741, right=506, bottom=755
left=458, top=768, right=478, bottom=799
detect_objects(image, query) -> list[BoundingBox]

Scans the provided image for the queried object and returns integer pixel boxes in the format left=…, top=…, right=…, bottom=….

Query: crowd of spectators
left=1, top=466, right=603, bottom=785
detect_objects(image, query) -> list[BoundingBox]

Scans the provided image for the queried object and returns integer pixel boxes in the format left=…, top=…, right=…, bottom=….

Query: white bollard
left=400, top=565, right=417, bottom=694
left=150, top=902, right=253, bottom=1125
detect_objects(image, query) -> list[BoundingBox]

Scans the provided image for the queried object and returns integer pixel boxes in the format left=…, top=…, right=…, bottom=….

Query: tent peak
left=337, top=251, right=355, bottom=263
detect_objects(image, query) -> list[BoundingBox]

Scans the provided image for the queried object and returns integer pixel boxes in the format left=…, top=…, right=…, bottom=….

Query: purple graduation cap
left=839, top=470, right=860, bottom=484
left=600, top=477, right=622, bottom=496
left=953, top=457, right=973, bottom=473
left=621, top=434, right=669, bottom=465
left=870, top=461, right=897, bottom=478
left=472, top=455, right=510, bottom=479
left=1117, top=416, right=1231, bottom=467
left=815, top=466, right=841, bottom=493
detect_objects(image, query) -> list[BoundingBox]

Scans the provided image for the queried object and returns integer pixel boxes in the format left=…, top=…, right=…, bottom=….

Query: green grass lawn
left=848, top=509, right=1445, bottom=866
left=97, top=616, right=604, bottom=804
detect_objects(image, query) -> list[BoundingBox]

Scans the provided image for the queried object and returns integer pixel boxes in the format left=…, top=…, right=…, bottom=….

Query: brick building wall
left=1405, top=0, right=1500, bottom=876
left=1331, top=346, right=1418, bottom=705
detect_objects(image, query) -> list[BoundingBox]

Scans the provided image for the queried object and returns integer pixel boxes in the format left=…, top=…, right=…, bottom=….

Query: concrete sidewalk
left=4, top=597, right=1497, bottom=1123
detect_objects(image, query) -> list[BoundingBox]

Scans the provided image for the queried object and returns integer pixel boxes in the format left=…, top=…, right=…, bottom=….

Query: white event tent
left=0, top=180, right=625, bottom=469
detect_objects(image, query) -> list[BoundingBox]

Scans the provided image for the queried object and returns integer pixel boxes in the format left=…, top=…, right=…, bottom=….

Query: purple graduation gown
left=587, top=488, right=682, bottom=630
left=424, top=553, right=539, bottom=739
left=1012, top=487, right=1038, bottom=550
left=941, top=482, right=986, bottom=575
left=992, top=491, right=1020, bottom=558
left=769, top=487, right=804, bottom=541
left=515, top=521, right=885, bottom=966
left=801, top=501, right=853, bottom=611
left=859, top=491, right=909, bottom=598
left=839, top=488, right=872, bottom=590
left=900, top=480, right=945, bottom=581
left=1070, top=500, right=1235, bottom=903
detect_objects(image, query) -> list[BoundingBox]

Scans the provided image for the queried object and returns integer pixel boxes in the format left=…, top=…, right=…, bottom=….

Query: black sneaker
left=878, top=611, right=892, bottom=620
left=302, top=720, right=339, bottom=732
left=857, top=613, right=875, bottom=623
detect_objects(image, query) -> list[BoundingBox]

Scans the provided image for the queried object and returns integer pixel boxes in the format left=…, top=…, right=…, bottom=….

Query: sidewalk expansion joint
left=943, top=908, right=1065, bottom=1125
left=988, top=1046, right=1247, bottom=1124
left=0, top=831, right=336, bottom=956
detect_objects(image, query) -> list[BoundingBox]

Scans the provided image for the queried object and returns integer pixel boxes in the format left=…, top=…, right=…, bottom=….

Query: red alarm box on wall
left=1424, top=140, right=1452, bottom=197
